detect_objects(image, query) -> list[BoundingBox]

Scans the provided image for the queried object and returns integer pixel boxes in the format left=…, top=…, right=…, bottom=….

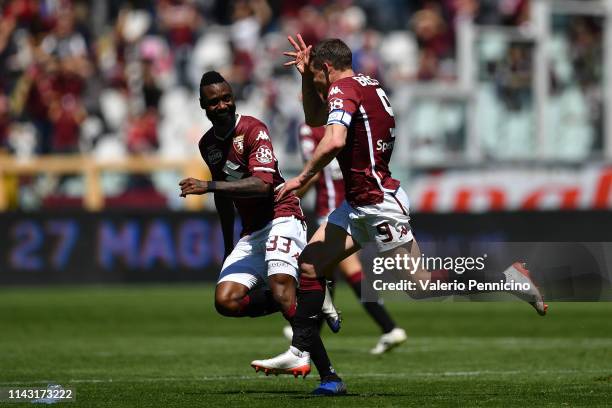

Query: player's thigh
left=299, top=222, right=361, bottom=278
left=217, top=241, right=266, bottom=293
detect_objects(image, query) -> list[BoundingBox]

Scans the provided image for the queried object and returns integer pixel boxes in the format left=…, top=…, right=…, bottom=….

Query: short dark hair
left=199, top=71, right=226, bottom=92
left=310, top=39, right=352, bottom=70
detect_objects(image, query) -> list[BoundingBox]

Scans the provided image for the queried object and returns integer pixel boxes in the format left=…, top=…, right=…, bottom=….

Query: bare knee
left=214, top=284, right=246, bottom=317
left=214, top=294, right=241, bottom=317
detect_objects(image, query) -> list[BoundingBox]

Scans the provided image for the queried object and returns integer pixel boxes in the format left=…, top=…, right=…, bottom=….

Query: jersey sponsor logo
left=328, top=98, right=344, bottom=111
left=206, top=146, right=223, bottom=164
left=256, top=130, right=270, bottom=141
left=255, top=146, right=274, bottom=164
left=329, top=86, right=344, bottom=96
left=377, top=139, right=395, bottom=152
left=233, top=134, right=244, bottom=154
left=352, top=74, right=379, bottom=86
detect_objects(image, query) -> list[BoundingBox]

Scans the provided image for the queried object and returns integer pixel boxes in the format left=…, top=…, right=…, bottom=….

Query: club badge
left=233, top=134, right=244, bottom=154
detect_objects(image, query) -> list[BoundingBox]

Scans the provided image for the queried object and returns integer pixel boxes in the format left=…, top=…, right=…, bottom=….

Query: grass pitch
left=0, top=285, right=611, bottom=407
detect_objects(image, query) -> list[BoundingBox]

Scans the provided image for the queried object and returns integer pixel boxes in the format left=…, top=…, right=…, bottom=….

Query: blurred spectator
left=495, top=43, right=532, bottom=111
left=352, top=29, right=383, bottom=81
left=126, top=109, right=158, bottom=154
left=157, top=0, right=202, bottom=87
left=569, top=17, right=603, bottom=89
left=48, top=93, right=86, bottom=153
left=476, top=0, right=529, bottom=26
left=0, top=90, right=9, bottom=150
left=230, top=0, right=271, bottom=53
left=411, top=7, right=454, bottom=80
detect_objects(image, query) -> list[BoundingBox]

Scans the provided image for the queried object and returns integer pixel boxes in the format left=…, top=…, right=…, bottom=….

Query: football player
left=180, top=71, right=340, bottom=385
left=251, top=36, right=547, bottom=395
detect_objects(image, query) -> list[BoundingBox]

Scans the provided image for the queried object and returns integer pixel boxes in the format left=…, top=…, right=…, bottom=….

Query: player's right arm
left=214, top=193, right=234, bottom=259
left=284, top=34, right=327, bottom=126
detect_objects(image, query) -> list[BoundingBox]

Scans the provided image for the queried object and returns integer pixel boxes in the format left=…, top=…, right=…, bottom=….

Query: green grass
left=0, top=285, right=611, bottom=407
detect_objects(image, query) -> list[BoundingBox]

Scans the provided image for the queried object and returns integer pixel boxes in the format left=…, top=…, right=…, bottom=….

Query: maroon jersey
left=199, top=114, right=304, bottom=236
left=299, top=124, right=344, bottom=217
left=325, top=74, right=400, bottom=206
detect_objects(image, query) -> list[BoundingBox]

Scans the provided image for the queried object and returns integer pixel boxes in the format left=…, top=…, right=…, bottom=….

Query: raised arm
left=284, top=34, right=327, bottom=126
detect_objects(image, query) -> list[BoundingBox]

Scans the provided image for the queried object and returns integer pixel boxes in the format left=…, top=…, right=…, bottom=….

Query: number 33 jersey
left=199, top=114, right=304, bottom=236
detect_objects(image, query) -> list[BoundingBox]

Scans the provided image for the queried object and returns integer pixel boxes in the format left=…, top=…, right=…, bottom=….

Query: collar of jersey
left=214, top=114, right=241, bottom=141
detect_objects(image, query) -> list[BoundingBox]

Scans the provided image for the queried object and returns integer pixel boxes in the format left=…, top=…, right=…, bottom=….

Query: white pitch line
left=1, top=368, right=610, bottom=386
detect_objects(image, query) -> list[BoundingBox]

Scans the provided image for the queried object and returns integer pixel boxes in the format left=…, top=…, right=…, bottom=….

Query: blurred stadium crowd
left=0, top=0, right=606, bottom=207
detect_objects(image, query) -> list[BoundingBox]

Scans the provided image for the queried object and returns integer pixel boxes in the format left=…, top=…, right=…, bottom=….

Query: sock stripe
left=299, top=276, right=325, bottom=291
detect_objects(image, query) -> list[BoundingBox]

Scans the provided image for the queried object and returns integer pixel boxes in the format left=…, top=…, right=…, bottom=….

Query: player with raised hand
left=284, top=122, right=407, bottom=355
left=251, top=35, right=547, bottom=392
left=180, top=71, right=341, bottom=384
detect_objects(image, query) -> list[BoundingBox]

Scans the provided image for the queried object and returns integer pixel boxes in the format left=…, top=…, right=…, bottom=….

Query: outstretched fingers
left=296, top=33, right=308, bottom=50
left=287, top=35, right=302, bottom=51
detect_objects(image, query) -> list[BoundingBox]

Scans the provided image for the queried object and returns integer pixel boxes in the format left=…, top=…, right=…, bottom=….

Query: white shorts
left=327, top=187, right=413, bottom=252
left=217, top=216, right=307, bottom=289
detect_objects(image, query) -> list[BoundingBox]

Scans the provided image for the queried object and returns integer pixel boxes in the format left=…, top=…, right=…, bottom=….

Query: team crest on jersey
left=255, top=146, right=274, bottom=164
left=233, top=134, right=244, bottom=154
left=329, top=86, right=344, bottom=96
left=256, top=130, right=270, bottom=141
left=207, top=146, right=223, bottom=164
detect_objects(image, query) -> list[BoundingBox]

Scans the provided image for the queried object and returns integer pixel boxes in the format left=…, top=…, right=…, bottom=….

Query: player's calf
left=268, top=267, right=298, bottom=320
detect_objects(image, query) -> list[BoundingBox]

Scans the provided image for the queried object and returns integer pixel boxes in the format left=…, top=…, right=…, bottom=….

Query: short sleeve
left=326, top=80, right=361, bottom=127
left=246, top=123, right=276, bottom=184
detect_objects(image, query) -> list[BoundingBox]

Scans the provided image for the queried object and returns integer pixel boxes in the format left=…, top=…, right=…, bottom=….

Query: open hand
left=283, top=33, right=312, bottom=76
